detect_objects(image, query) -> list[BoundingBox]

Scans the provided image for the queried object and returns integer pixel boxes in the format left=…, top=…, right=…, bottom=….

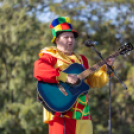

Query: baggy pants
left=49, top=116, right=93, bottom=134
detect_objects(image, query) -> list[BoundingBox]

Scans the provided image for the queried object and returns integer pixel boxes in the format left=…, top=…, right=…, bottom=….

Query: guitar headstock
left=119, top=42, right=133, bottom=55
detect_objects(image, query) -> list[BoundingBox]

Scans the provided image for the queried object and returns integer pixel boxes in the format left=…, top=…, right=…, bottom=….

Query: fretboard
left=77, top=51, right=119, bottom=80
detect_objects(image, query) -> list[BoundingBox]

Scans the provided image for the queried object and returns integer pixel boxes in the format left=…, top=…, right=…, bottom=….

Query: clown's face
left=55, top=32, right=75, bottom=55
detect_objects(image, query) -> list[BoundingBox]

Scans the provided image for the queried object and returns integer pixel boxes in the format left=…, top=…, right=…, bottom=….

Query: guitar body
left=37, top=63, right=90, bottom=113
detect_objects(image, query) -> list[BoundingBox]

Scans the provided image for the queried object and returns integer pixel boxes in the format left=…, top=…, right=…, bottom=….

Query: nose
left=68, top=37, right=73, bottom=42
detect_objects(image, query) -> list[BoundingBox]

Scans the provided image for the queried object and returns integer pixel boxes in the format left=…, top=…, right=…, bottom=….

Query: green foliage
left=0, top=0, right=134, bottom=134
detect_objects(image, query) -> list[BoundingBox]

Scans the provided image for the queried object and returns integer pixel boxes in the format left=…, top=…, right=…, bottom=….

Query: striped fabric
left=63, top=94, right=91, bottom=120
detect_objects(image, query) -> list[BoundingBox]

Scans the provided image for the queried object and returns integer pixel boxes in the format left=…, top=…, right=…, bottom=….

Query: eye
left=71, top=36, right=74, bottom=39
left=64, top=36, right=69, bottom=39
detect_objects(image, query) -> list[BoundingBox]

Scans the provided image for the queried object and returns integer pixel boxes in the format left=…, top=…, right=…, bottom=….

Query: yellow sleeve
left=57, top=71, right=68, bottom=82
left=87, top=65, right=109, bottom=88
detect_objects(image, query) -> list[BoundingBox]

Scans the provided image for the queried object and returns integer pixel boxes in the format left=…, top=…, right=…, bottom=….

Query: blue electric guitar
left=37, top=43, right=133, bottom=114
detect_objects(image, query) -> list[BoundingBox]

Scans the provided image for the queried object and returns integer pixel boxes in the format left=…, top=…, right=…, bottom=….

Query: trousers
left=49, top=116, right=93, bottom=134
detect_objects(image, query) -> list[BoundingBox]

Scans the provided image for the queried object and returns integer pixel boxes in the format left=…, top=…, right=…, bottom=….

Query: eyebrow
left=63, top=34, right=74, bottom=37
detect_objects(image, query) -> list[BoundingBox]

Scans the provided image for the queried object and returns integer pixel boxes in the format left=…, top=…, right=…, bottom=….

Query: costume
left=34, top=46, right=109, bottom=134
left=33, top=17, right=110, bottom=134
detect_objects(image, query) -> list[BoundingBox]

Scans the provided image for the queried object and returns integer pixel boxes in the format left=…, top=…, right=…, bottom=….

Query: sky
left=36, top=1, right=134, bottom=32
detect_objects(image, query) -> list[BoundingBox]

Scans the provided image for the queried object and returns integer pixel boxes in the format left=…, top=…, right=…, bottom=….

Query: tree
left=0, top=0, right=50, bottom=133
left=0, top=0, right=134, bottom=133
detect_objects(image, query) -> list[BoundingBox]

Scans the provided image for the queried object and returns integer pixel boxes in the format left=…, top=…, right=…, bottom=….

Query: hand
left=107, top=58, right=116, bottom=66
left=66, top=74, right=79, bottom=84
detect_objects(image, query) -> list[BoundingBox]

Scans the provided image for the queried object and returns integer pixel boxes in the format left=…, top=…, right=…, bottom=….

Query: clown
left=34, top=16, right=115, bottom=134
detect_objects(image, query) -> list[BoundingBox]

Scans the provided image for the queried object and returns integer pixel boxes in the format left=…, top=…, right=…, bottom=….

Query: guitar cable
left=61, top=114, right=66, bottom=134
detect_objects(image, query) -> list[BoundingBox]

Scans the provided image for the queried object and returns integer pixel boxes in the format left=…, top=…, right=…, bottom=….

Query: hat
left=50, top=16, right=78, bottom=43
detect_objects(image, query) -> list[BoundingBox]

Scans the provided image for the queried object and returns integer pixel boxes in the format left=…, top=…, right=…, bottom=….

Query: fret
left=77, top=51, right=119, bottom=80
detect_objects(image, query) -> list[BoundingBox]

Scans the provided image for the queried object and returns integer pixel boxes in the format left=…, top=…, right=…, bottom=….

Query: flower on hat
left=50, top=16, right=78, bottom=43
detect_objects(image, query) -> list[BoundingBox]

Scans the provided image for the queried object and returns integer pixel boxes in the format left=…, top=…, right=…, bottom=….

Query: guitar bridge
left=58, top=84, right=68, bottom=96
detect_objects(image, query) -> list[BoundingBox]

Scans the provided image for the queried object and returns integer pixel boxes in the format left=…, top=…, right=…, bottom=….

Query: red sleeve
left=33, top=53, right=59, bottom=83
left=80, top=54, right=89, bottom=69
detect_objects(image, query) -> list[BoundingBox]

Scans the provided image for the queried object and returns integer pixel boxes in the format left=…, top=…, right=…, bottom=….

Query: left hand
left=107, top=58, right=116, bottom=66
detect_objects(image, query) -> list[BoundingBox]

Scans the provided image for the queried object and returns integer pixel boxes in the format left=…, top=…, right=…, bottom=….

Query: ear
left=55, top=38, right=59, bottom=44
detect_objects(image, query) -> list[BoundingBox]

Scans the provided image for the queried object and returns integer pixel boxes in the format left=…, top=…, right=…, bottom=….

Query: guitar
left=37, top=43, right=133, bottom=114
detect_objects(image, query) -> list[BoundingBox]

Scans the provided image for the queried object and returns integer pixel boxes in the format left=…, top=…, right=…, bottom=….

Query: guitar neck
left=77, top=51, right=120, bottom=80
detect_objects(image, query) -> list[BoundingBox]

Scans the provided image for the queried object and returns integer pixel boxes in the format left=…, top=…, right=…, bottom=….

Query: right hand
left=66, top=74, right=79, bottom=84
